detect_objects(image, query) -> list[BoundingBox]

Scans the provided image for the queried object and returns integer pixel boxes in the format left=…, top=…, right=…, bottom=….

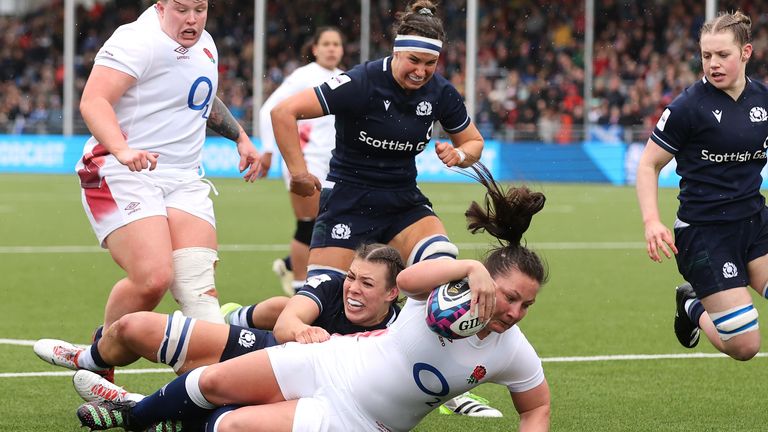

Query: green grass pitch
left=1, top=174, right=767, bottom=431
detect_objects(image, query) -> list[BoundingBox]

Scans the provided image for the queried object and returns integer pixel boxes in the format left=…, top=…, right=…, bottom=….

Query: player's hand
left=114, top=148, right=159, bottom=171
left=236, top=139, right=261, bottom=182
left=466, top=261, right=497, bottom=323
left=644, top=220, right=678, bottom=262
left=255, top=152, right=273, bottom=179
left=435, top=141, right=464, bottom=167
left=289, top=171, right=321, bottom=197
left=295, top=326, right=330, bottom=344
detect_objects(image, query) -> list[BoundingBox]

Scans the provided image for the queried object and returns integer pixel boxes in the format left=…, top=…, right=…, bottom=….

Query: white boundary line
left=0, top=242, right=646, bottom=254
left=3, top=338, right=763, bottom=378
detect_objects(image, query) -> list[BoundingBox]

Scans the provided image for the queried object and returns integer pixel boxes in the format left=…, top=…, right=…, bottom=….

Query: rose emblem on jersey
left=466, top=365, right=487, bottom=384
left=416, top=101, right=432, bottom=116
left=749, top=106, right=767, bottom=122
left=203, top=47, right=215, bottom=63
left=722, top=262, right=738, bottom=278
left=238, top=329, right=256, bottom=348
left=331, top=223, right=351, bottom=240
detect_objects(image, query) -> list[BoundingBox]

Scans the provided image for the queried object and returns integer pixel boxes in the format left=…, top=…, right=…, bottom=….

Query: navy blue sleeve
left=314, top=65, right=367, bottom=116
left=295, top=272, right=344, bottom=313
left=650, top=95, right=691, bottom=154
left=438, top=84, right=471, bottom=134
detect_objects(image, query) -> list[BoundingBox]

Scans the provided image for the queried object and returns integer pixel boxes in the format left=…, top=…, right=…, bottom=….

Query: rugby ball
left=425, top=278, right=487, bottom=339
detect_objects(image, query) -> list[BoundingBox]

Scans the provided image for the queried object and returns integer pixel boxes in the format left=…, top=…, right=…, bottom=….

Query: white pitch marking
left=0, top=242, right=646, bottom=254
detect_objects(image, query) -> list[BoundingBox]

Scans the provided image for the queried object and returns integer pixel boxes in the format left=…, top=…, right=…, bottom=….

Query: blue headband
left=393, top=35, right=442, bottom=56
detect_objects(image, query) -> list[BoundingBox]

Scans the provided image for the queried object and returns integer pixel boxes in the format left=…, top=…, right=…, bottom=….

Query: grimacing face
left=391, top=50, right=438, bottom=91
left=476, top=267, right=540, bottom=338
left=156, top=0, right=208, bottom=48
left=342, top=258, right=399, bottom=328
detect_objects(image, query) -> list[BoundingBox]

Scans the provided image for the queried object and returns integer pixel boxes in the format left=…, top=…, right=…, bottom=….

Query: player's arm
left=396, top=259, right=495, bottom=321
left=271, top=87, right=325, bottom=196
left=272, top=294, right=324, bottom=344
left=510, top=379, right=551, bottom=432
left=80, top=65, right=159, bottom=171
left=636, top=138, right=677, bottom=262
left=207, top=96, right=262, bottom=181
left=435, top=122, right=484, bottom=168
left=255, top=74, right=306, bottom=178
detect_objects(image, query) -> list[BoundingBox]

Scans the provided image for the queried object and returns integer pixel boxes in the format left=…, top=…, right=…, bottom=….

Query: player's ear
left=742, top=43, right=753, bottom=62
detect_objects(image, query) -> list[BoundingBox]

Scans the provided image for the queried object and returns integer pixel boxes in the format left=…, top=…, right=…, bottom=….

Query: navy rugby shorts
left=311, top=182, right=436, bottom=249
left=674, top=207, right=768, bottom=298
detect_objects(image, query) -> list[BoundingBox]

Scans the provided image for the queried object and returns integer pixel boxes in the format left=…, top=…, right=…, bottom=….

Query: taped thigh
left=711, top=303, right=759, bottom=341
left=157, top=311, right=197, bottom=372
left=407, top=234, right=459, bottom=266
left=170, top=247, right=223, bottom=323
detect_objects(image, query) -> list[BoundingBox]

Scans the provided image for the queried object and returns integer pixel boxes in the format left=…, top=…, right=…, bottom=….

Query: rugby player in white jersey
left=73, top=0, right=261, bottom=379
left=258, top=27, right=344, bottom=296
left=75, top=164, right=551, bottom=432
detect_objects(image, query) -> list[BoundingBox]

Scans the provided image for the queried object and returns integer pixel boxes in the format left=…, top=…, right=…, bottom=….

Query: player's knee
left=406, top=234, right=459, bottom=266
left=197, top=365, right=226, bottom=403
left=133, top=267, right=173, bottom=302
left=170, top=248, right=223, bottom=323
left=724, top=334, right=761, bottom=361
left=294, top=219, right=315, bottom=246
left=712, top=303, right=760, bottom=360
left=109, top=311, right=154, bottom=345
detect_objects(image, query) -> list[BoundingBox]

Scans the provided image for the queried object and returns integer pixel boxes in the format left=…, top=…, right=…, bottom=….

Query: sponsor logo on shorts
left=124, top=202, right=141, bottom=215
left=331, top=223, right=351, bottom=240
left=722, top=262, right=738, bottom=278
left=238, top=329, right=256, bottom=348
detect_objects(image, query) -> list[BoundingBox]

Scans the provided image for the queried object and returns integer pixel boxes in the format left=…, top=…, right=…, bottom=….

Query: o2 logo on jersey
left=749, top=106, right=768, bottom=123
left=187, top=76, right=213, bottom=119
left=412, top=362, right=449, bottom=407
left=416, top=101, right=432, bottom=116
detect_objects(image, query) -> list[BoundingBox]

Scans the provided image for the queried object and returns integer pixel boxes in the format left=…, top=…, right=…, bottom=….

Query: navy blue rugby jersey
left=314, top=56, right=470, bottom=189
left=296, top=271, right=400, bottom=335
left=651, top=76, right=768, bottom=223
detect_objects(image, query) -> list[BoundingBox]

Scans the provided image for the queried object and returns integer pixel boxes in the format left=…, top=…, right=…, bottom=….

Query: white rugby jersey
left=82, top=6, right=218, bottom=170
left=319, top=297, right=545, bottom=431
left=259, top=62, right=342, bottom=158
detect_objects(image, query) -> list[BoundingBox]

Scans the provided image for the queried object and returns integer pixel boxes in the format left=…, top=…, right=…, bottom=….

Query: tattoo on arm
left=207, top=96, right=242, bottom=141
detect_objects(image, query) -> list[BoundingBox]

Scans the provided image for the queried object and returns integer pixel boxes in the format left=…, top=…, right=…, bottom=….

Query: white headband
left=393, top=35, right=442, bottom=56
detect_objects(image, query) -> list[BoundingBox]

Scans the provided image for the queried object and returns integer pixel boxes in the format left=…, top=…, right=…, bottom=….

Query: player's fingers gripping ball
left=425, top=278, right=488, bottom=339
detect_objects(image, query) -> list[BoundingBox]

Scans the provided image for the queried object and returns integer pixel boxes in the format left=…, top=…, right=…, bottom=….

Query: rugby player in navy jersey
left=271, top=0, right=496, bottom=416
left=33, top=244, right=402, bottom=403
left=637, top=10, right=768, bottom=361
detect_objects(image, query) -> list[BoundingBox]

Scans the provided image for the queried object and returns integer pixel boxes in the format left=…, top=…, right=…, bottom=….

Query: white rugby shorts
left=79, top=158, right=215, bottom=247
left=267, top=341, right=375, bottom=432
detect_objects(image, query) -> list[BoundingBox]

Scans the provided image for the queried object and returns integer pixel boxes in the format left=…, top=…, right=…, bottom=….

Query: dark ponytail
left=464, top=163, right=549, bottom=284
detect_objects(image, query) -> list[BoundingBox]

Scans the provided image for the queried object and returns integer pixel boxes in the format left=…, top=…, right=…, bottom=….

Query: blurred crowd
left=3, top=0, right=768, bottom=143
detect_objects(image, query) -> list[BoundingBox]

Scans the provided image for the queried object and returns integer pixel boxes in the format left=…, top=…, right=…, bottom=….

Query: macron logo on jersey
left=712, top=109, right=722, bottom=123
